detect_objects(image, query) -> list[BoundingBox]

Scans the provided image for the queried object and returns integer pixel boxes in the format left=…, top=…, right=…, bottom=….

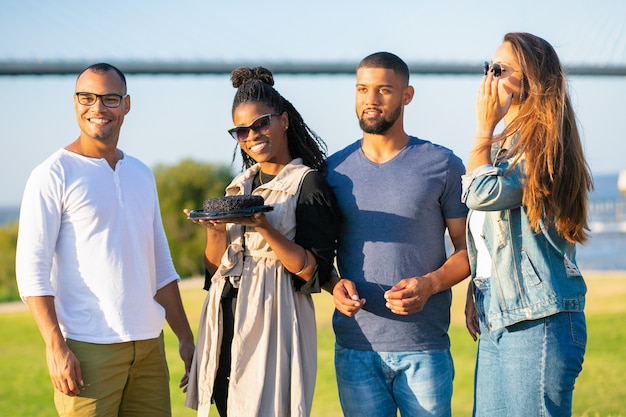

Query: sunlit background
left=1, top=0, right=625, bottom=269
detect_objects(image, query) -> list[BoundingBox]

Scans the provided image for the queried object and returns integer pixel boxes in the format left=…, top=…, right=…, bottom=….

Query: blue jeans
left=473, top=280, right=586, bottom=417
left=334, top=344, right=453, bottom=417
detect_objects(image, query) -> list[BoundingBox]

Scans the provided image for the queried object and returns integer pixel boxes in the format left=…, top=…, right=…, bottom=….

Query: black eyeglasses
left=75, top=92, right=127, bottom=108
left=228, top=113, right=282, bottom=142
left=483, top=61, right=502, bottom=77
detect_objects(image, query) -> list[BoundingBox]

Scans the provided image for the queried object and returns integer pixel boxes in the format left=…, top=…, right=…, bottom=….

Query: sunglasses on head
left=483, top=61, right=502, bottom=77
left=228, top=113, right=282, bottom=142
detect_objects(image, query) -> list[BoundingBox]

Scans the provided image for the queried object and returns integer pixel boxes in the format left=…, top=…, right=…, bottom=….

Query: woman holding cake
left=185, top=66, right=340, bottom=417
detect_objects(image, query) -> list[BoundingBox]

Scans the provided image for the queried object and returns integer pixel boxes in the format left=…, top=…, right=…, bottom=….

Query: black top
left=204, top=170, right=341, bottom=295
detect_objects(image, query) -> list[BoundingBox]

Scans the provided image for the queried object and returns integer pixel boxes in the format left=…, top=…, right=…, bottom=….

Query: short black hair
left=358, top=52, right=410, bottom=84
left=77, top=63, right=127, bottom=93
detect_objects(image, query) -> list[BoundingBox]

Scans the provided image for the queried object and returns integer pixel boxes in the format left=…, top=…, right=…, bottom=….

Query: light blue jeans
left=334, top=344, right=453, bottom=417
left=473, top=279, right=586, bottom=416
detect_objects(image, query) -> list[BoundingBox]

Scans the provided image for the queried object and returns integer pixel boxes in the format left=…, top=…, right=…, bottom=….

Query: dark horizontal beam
left=1, top=60, right=625, bottom=77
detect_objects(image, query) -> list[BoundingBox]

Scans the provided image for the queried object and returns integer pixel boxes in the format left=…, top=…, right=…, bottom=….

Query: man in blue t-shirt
left=326, top=52, right=470, bottom=417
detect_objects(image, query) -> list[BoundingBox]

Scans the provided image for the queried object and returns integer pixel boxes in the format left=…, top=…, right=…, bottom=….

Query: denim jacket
left=461, top=158, right=586, bottom=330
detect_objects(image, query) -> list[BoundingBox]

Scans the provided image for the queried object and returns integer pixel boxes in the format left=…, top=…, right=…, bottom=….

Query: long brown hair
left=498, top=32, right=593, bottom=243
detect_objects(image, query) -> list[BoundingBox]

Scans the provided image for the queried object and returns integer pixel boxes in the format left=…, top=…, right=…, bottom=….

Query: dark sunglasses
left=483, top=61, right=502, bottom=77
left=228, top=113, right=282, bottom=142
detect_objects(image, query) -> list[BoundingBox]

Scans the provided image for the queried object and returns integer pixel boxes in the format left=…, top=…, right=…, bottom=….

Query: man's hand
left=154, top=281, right=195, bottom=393
left=179, top=339, right=195, bottom=392
left=465, top=282, right=480, bottom=341
left=24, top=296, right=84, bottom=396
left=384, top=276, right=435, bottom=315
left=46, top=341, right=83, bottom=396
left=332, top=279, right=365, bottom=317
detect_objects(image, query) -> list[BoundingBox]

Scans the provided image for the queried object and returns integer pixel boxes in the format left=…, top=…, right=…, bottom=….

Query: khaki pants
left=54, top=333, right=171, bottom=417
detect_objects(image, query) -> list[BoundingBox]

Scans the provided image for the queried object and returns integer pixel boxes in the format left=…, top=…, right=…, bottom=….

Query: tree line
left=0, top=160, right=234, bottom=303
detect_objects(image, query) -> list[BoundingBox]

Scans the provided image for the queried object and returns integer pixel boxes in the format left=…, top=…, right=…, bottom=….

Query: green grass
left=2, top=274, right=625, bottom=416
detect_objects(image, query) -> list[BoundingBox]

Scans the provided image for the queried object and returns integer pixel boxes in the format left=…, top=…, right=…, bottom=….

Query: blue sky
left=1, top=0, right=625, bottom=206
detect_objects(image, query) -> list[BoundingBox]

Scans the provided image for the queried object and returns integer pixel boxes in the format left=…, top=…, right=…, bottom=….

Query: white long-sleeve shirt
left=16, top=148, right=179, bottom=344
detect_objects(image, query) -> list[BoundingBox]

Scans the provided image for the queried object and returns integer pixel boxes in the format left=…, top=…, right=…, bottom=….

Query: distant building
left=619, top=171, right=626, bottom=194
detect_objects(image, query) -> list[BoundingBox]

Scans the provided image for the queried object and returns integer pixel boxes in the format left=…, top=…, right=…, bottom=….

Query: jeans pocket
left=569, top=312, right=587, bottom=347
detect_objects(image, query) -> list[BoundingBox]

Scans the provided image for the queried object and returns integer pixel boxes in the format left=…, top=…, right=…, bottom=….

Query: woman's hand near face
left=467, top=72, right=515, bottom=172
left=475, top=71, right=513, bottom=137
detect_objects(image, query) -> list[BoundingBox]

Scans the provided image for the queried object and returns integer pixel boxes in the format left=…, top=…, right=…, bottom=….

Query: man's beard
left=358, top=104, right=402, bottom=135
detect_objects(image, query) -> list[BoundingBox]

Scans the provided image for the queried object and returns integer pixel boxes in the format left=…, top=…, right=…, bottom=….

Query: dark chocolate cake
left=202, top=195, right=265, bottom=212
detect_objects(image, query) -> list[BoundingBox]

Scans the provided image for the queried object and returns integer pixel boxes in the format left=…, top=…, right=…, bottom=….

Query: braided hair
left=230, top=66, right=328, bottom=171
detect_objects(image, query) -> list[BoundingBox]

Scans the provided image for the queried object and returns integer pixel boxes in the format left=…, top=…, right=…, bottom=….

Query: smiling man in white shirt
left=16, top=63, right=194, bottom=417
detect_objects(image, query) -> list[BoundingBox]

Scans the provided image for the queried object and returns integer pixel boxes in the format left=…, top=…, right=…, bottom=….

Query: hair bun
left=231, top=66, right=275, bottom=88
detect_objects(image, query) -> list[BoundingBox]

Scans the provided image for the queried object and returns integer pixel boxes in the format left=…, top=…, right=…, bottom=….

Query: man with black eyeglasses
left=16, top=63, right=194, bottom=416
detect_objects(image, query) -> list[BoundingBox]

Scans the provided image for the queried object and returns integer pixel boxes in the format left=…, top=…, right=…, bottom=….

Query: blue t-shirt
left=326, top=136, right=467, bottom=352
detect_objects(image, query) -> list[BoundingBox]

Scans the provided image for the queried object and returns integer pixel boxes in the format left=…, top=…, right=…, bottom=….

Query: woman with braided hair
left=185, top=66, right=340, bottom=416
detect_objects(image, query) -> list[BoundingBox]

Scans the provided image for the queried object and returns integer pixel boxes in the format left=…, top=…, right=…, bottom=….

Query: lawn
left=1, top=272, right=624, bottom=416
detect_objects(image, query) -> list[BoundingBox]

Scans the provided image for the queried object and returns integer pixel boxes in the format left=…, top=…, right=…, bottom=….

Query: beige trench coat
left=186, top=159, right=317, bottom=417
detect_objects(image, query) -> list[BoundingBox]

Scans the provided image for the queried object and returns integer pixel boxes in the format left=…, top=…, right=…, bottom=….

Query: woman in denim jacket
left=462, top=32, right=592, bottom=416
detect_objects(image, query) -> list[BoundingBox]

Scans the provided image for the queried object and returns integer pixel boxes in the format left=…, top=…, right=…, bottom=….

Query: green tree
left=0, top=223, right=19, bottom=302
left=0, top=160, right=233, bottom=301
left=153, top=159, right=234, bottom=278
